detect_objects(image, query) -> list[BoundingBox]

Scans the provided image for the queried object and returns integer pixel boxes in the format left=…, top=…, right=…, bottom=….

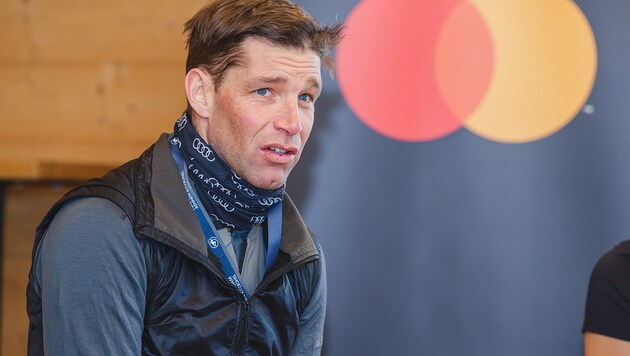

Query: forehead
left=232, top=37, right=322, bottom=86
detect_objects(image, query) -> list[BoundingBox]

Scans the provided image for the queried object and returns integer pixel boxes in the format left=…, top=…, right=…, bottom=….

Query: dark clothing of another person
left=583, top=240, right=630, bottom=341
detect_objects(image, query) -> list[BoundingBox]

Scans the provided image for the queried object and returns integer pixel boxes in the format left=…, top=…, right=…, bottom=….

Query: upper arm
left=585, top=332, right=630, bottom=356
left=36, top=197, right=147, bottom=355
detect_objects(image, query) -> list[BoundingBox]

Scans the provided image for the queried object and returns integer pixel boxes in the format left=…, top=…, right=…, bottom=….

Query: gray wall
left=286, top=1, right=630, bottom=355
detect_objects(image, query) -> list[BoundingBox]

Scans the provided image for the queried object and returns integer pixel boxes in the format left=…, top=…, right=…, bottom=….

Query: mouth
left=265, top=145, right=297, bottom=156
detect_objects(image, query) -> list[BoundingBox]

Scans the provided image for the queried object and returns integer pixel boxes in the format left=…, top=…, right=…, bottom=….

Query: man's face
left=200, top=38, right=322, bottom=190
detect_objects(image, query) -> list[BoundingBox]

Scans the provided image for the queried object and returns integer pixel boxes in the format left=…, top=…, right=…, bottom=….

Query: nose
left=274, top=99, right=302, bottom=136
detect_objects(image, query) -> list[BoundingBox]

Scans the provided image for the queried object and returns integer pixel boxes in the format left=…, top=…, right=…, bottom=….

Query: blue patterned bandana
left=171, top=114, right=285, bottom=230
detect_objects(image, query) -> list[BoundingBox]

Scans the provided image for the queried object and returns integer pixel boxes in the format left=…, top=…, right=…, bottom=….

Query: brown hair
left=184, top=0, right=344, bottom=88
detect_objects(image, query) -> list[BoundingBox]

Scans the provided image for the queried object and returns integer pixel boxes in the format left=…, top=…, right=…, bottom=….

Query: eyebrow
left=306, top=77, right=322, bottom=92
left=252, top=76, right=322, bottom=92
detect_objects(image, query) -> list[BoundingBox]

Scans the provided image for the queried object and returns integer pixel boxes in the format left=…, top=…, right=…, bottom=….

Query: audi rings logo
left=337, top=0, right=597, bottom=143
left=207, top=237, right=220, bottom=249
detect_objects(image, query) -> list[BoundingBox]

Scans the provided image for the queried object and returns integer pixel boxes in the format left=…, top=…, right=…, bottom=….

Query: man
left=583, top=241, right=630, bottom=355
left=26, top=0, right=343, bottom=354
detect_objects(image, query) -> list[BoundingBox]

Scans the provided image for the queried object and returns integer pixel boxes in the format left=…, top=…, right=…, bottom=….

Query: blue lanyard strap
left=169, top=137, right=282, bottom=300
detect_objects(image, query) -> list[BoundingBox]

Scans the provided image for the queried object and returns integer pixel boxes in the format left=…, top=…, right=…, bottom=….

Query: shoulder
left=56, top=195, right=128, bottom=220
left=591, top=241, right=630, bottom=281
left=36, top=197, right=143, bottom=282
left=46, top=197, right=132, bottom=242
left=584, top=241, right=630, bottom=341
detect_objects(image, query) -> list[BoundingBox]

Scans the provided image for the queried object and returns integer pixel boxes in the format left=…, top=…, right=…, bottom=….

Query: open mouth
left=266, top=146, right=296, bottom=155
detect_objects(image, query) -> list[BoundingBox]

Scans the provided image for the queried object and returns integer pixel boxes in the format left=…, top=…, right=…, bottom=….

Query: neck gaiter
left=171, top=114, right=284, bottom=230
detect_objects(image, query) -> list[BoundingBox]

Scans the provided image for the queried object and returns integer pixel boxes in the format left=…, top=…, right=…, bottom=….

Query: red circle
left=337, top=0, right=494, bottom=141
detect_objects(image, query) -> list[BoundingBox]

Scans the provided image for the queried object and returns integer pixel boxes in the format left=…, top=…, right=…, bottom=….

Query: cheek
left=301, top=117, right=315, bottom=145
left=218, top=99, right=251, bottom=138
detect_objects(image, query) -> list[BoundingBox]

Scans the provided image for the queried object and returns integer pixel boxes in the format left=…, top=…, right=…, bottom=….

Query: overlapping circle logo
left=336, top=0, right=598, bottom=143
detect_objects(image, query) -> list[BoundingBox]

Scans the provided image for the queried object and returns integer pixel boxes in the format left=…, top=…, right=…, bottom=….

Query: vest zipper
left=233, top=299, right=250, bottom=354
left=231, top=254, right=318, bottom=354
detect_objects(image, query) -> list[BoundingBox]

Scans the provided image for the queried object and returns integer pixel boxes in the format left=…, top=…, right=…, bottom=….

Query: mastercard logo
left=336, top=0, right=598, bottom=143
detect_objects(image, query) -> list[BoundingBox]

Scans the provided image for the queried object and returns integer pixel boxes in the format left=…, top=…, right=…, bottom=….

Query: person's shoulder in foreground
left=584, top=240, right=630, bottom=355
left=26, top=0, right=344, bottom=355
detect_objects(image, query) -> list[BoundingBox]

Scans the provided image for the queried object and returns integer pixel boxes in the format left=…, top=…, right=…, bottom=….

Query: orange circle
left=461, top=0, right=597, bottom=143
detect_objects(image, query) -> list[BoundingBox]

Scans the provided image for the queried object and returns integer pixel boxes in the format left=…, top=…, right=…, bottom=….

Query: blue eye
left=298, top=93, right=313, bottom=102
left=256, top=88, right=270, bottom=96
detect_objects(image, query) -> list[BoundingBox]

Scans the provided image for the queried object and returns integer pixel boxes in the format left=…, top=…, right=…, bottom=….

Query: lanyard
left=169, top=137, right=282, bottom=300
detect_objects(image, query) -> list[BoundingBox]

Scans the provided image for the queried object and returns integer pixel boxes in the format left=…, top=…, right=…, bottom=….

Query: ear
left=185, top=68, right=215, bottom=119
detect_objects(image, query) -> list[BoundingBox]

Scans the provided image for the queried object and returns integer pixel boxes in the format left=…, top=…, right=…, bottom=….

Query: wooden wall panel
left=0, top=0, right=205, bottom=63
left=0, top=63, right=187, bottom=178
left=0, top=0, right=207, bottom=180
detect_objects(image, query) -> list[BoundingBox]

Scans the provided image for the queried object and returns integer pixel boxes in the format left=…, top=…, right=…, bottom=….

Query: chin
left=260, top=181, right=285, bottom=191
left=255, top=177, right=287, bottom=191
left=247, top=169, right=287, bottom=189
left=243, top=168, right=289, bottom=190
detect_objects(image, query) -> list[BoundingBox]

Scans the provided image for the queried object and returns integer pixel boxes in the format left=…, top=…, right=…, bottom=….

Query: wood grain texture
left=0, top=0, right=207, bottom=180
